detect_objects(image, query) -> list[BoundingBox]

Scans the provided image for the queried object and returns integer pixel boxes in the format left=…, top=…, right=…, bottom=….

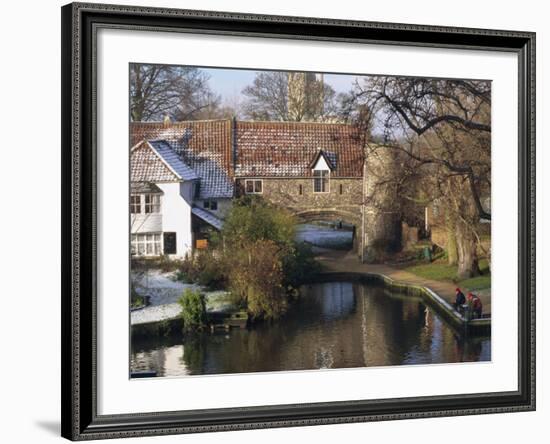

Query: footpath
left=316, top=249, right=491, bottom=316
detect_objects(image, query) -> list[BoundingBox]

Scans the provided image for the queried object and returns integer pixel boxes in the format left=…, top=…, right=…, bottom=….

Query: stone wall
left=236, top=177, right=364, bottom=257
left=233, top=144, right=406, bottom=263
left=235, top=177, right=363, bottom=217
left=362, top=144, right=402, bottom=260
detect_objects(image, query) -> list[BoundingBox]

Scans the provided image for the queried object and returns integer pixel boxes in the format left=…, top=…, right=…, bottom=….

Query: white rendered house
left=130, top=139, right=220, bottom=257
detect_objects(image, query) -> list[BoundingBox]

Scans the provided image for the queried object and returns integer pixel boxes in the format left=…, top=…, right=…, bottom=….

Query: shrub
left=178, top=288, right=206, bottom=331
left=282, top=241, right=322, bottom=288
left=174, top=252, right=226, bottom=290
left=219, top=198, right=323, bottom=320
left=130, top=279, right=146, bottom=308
left=131, top=256, right=182, bottom=272
left=226, top=239, right=288, bottom=320
left=194, top=252, right=226, bottom=289
left=221, top=196, right=296, bottom=252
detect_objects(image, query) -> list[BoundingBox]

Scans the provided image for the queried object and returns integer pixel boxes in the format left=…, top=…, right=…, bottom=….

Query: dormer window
left=311, top=151, right=332, bottom=193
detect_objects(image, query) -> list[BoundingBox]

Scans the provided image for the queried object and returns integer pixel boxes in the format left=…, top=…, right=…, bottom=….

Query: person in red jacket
left=472, top=294, right=483, bottom=318
left=467, top=292, right=483, bottom=319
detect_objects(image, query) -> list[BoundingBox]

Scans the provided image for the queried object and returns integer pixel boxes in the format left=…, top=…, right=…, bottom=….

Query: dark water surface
left=131, top=282, right=491, bottom=377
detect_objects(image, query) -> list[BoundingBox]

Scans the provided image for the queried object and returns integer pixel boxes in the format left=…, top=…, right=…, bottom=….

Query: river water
left=130, top=281, right=491, bottom=377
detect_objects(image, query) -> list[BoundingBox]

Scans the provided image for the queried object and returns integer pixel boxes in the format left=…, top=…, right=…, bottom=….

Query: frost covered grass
left=132, top=269, right=200, bottom=306
left=130, top=269, right=234, bottom=325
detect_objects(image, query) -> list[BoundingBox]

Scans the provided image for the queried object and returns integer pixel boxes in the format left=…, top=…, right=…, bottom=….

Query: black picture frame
left=61, top=2, right=536, bottom=440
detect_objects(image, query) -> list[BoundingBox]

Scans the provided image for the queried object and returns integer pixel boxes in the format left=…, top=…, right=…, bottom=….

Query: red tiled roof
left=234, top=121, right=365, bottom=177
left=130, top=120, right=366, bottom=192
left=130, top=120, right=234, bottom=199
left=130, top=141, right=180, bottom=183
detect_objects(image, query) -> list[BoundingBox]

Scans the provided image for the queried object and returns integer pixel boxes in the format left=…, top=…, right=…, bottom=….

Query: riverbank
left=131, top=257, right=490, bottom=339
left=316, top=249, right=491, bottom=317
left=316, top=251, right=490, bottom=333
left=314, top=271, right=489, bottom=334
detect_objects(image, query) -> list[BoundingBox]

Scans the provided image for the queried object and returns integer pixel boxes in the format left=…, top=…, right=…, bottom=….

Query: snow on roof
left=234, top=121, right=365, bottom=178
left=131, top=141, right=179, bottom=183
left=191, top=206, right=224, bottom=231
left=131, top=120, right=234, bottom=199
left=130, top=120, right=366, bottom=194
left=148, top=140, right=199, bottom=181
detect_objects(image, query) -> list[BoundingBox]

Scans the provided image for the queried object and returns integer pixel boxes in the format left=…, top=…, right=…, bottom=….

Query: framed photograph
left=61, top=2, right=535, bottom=440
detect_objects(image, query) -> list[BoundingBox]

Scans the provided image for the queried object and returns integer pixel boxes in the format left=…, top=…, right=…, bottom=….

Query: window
left=339, top=184, right=343, bottom=195
left=298, top=184, right=303, bottom=195
left=245, top=179, right=263, bottom=194
left=131, top=233, right=162, bottom=256
left=203, top=200, right=218, bottom=210
left=144, top=194, right=161, bottom=213
left=131, top=193, right=161, bottom=214
left=313, top=170, right=329, bottom=193
left=130, top=195, right=141, bottom=214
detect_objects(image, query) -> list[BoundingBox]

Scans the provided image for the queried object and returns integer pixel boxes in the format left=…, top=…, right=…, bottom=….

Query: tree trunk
left=445, top=215, right=458, bottom=266
left=455, top=222, right=480, bottom=279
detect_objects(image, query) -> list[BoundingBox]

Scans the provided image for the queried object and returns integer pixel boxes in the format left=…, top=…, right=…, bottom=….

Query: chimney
left=163, top=114, right=171, bottom=127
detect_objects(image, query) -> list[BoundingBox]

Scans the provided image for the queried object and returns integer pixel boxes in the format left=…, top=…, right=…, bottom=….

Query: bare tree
left=130, top=64, right=221, bottom=122
left=242, top=71, right=339, bottom=122
left=345, top=76, right=491, bottom=278
left=241, top=72, right=289, bottom=121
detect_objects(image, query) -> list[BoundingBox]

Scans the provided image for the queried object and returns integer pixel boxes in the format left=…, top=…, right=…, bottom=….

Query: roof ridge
left=235, top=120, right=355, bottom=127
left=131, top=119, right=356, bottom=128
left=131, top=119, right=231, bottom=125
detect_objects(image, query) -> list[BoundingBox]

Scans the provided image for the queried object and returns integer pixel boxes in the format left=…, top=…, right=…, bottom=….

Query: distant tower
left=316, top=73, right=324, bottom=115
left=287, top=72, right=324, bottom=121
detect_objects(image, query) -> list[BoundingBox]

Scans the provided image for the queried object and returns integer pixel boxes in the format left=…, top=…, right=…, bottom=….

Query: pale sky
left=201, top=67, right=360, bottom=105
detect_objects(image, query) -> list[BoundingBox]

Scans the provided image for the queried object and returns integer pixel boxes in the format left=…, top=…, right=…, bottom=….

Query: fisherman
left=454, top=287, right=466, bottom=311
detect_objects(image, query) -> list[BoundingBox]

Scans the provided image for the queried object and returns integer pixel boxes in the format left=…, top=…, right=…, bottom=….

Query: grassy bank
left=404, top=258, right=490, bottom=291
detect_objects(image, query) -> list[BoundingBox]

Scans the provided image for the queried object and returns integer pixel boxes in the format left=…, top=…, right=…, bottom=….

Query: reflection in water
left=131, top=282, right=491, bottom=377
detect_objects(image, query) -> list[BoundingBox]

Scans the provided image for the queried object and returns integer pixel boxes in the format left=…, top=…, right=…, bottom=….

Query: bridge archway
left=292, top=208, right=362, bottom=254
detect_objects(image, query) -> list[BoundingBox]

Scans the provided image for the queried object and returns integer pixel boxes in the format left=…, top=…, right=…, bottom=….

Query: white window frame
left=313, top=169, right=330, bottom=193
left=131, top=232, right=163, bottom=256
left=130, top=194, right=141, bottom=214
left=144, top=193, right=161, bottom=214
left=245, top=179, right=263, bottom=194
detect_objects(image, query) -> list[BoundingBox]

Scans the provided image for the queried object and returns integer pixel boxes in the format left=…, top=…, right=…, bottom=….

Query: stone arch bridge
left=293, top=208, right=363, bottom=255
left=291, top=206, right=402, bottom=262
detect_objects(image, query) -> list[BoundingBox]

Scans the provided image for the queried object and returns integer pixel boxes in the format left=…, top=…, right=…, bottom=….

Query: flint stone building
left=130, top=119, right=402, bottom=261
